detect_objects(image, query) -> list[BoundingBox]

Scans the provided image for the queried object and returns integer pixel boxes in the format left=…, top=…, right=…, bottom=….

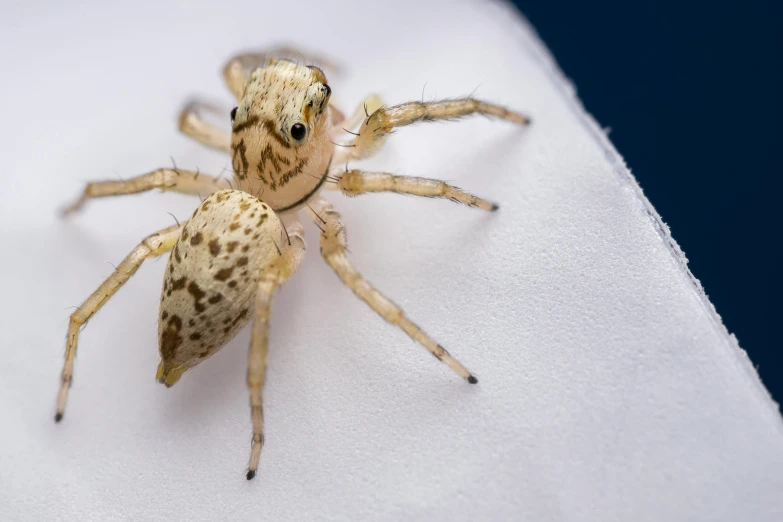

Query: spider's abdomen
left=156, top=190, right=284, bottom=386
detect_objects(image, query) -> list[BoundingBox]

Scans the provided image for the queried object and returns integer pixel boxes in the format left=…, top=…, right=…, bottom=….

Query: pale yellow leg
left=55, top=224, right=183, bottom=422
left=246, top=220, right=306, bottom=480
left=337, top=169, right=498, bottom=211
left=61, top=168, right=231, bottom=216
left=344, top=98, right=530, bottom=161
left=178, top=100, right=232, bottom=153
left=306, top=198, right=477, bottom=383
left=330, top=105, right=346, bottom=127
left=222, top=47, right=341, bottom=100
left=331, top=95, right=384, bottom=165
left=334, top=94, right=384, bottom=134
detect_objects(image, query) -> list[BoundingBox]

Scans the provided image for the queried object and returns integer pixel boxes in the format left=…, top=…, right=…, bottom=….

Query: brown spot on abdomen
left=214, top=267, right=234, bottom=281
left=160, top=314, right=183, bottom=360
left=187, top=281, right=207, bottom=313
left=166, top=276, right=187, bottom=296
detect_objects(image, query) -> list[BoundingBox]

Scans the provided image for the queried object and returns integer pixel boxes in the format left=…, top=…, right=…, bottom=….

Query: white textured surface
left=1, top=1, right=781, bottom=521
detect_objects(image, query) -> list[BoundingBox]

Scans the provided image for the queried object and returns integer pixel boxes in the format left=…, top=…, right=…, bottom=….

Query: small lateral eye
left=323, top=84, right=331, bottom=97
left=290, top=123, right=306, bottom=140
left=230, top=107, right=238, bottom=123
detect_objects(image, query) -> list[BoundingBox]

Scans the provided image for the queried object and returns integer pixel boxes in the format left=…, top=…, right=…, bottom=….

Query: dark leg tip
left=246, top=469, right=256, bottom=480
left=490, top=203, right=499, bottom=212
left=54, top=412, right=63, bottom=423
left=467, top=375, right=478, bottom=384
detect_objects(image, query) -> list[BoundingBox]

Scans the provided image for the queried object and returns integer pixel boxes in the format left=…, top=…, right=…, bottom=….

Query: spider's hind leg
left=246, top=220, right=306, bottom=479
left=306, top=198, right=477, bottom=384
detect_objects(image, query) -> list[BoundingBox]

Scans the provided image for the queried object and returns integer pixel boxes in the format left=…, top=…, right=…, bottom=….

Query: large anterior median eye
left=290, top=123, right=306, bottom=141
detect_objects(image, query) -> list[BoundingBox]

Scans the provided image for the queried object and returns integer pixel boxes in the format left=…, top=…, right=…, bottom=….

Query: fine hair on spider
left=55, top=45, right=531, bottom=480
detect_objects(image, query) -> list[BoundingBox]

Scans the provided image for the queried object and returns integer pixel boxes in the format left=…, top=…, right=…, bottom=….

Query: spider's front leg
left=178, top=100, right=232, bottom=153
left=61, top=168, right=230, bottom=216
left=55, top=224, right=182, bottom=421
left=343, top=97, right=530, bottom=161
left=306, top=197, right=477, bottom=383
left=331, top=95, right=384, bottom=164
left=333, top=94, right=384, bottom=135
left=246, top=219, right=306, bottom=480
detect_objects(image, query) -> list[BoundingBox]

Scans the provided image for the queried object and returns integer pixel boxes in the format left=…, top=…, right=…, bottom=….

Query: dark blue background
left=512, top=1, right=780, bottom=402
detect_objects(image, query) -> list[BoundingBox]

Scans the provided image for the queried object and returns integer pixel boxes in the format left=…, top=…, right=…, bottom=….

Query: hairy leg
left=178, top=100, right=232, bottom=153
left=336, top=169, right=498, bottom=211
left=331, top=95, right=384, bottom=165
left=246, top=220, right=306, bottom=479
left=306, top=198, right=477, bottom=383
left=55, top=224, right=183, bottom=421
left=62, top=168, right=230, bottom=215
left=343, top=97, right=530, bottom=161
left=335, top=94, right=384, bottom=134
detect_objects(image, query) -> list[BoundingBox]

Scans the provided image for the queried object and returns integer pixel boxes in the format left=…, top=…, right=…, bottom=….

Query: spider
left=55, top=47, right=530, bottom=480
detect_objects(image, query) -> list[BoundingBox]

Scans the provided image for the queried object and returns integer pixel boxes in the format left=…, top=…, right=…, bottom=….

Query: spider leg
left=55, top=224, right=183, bottom=422
left=305, top=197, right=477, bottom=384
left=329, top=104, right=346, bottom=127
left=334, top=94, right=384, bottom=135
left=335, top=169, right=498, bottom=211
left=61, top=168, right=230, bottom=216
left=246, top=219, right=306, bottom=480
left=178, top=100, right=232, bottom=153
left=344, top=97, right=530, bottom=161
left=331, top=95, right=384, bottom=165
left=222, top=46, right=340, bottom=101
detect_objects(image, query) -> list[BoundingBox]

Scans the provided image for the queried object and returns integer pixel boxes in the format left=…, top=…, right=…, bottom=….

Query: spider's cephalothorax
left=56, top=47, right=530, bottom=480
left=230, top=60, right=334, bottom=212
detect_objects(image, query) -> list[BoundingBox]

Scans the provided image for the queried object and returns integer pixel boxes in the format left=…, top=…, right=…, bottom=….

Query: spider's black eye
left=323, top=84, right=331, bottom=97
left=230, top=107, right=238, bottom=123
left=290, top=123, right=306, bottom=141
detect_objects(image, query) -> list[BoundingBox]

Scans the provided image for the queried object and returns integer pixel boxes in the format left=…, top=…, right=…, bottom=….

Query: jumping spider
left=56, top=47, right=530, bottom=479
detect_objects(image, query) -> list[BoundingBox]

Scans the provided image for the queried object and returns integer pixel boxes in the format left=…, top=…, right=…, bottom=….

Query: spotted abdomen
left=156, top=190, right=284, bottom=386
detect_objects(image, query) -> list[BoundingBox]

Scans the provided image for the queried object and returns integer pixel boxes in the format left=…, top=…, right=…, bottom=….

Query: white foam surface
left=1, top=1, right=781, bottom=520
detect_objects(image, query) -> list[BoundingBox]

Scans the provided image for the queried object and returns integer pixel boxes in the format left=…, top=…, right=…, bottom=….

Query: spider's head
left=229, top=60, right=334, bottom=211
left=231, top=60, right=332, bottom=148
